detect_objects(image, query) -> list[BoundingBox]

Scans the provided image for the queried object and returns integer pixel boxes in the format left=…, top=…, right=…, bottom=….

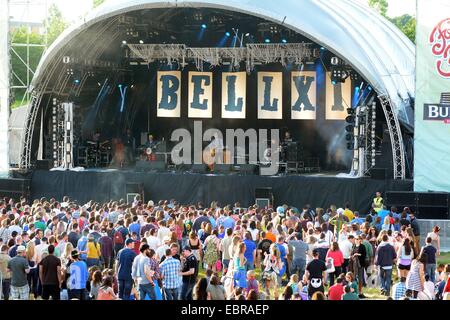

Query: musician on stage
left=281, top=130, right=293, bottom=162
left=145, top=134, right=158, bottom=149
left=142, top=134, right=158, bottom=161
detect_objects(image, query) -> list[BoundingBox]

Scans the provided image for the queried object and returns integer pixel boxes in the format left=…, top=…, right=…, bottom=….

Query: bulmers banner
left=415, top=0, right=450, bottom=192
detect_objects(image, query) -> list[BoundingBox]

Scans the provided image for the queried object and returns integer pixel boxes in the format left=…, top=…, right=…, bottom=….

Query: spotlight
left=245, top=33, right=250, bottom=37
left=331, top=57, right=339, bottom=65
left=122, top=40, right=127, bottom=45
left=225, top=32, right=231, bottom=37
left=281, top=39, right=287, bottom=43
left=74, top=79, right=80, bottom=85
left=201, top=24, right=207, bottom=29
left=264, top=38, right=271, bottom=43
left=320, top=47, right=325, bottom=51
left=139, top=40, right=144, bottom=44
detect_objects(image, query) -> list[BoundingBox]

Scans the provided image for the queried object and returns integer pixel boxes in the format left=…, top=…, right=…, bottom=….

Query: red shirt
left=328, top=283, right=344, bottom=300
left=133, top=240, right=141, bottom=255
left=326, top=249, right=344, bottom=267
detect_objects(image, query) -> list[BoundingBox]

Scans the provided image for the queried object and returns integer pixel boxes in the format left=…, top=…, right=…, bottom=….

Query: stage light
left=264, top=38, right=271, bottom=43
left=225, top=32, right=231, bottom=37
left=320, top=47, right=325, bottom=51
left=201, top=24, right=207, bottom=29
left=332, top=80, right=337, bottom=85
left=245, top=33, right=250, bottom=37
left=139, top=40, right=144, bottom=44
left=331, top=57, right=339, bottom=65
left=281, top=39, right=287, bottom=43
left=122, top=40, right=127, bottom=45
left=346, top=133, right=354, bottom=141
left=74, top=79, right=80, bottom=84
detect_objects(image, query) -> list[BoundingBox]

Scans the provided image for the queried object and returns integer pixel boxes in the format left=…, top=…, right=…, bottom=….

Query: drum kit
left=79, top=140, right=112, bottom=167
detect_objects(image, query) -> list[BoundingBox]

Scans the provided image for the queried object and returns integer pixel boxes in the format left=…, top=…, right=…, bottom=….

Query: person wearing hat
left=156, top=236, right=171, bottom=261
left=180, top=246, right=198, bottom=300
left=116, top=238, right=137, bottom=300
left=67, top=250, right=88, bottom=300
left=7, top=245, right=30, bottom=300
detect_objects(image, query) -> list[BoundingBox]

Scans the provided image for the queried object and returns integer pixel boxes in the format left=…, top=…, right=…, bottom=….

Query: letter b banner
left=157, top=71, right=181, bottom=118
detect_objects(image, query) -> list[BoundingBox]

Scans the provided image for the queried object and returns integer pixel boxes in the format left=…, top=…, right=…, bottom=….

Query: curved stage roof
left=31, top=0, right=415, bottom=127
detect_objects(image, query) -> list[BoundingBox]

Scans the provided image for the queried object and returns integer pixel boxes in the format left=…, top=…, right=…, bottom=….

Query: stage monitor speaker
left=255, top=187, right=273, bottom=207
left=385, top=191, right=417, bottom=208
left=35, top=160, right=52, bottom=170
left=191, top=164, right=209, bottom=174
left=371, top=168, right=387, bottom=180
left=256, top=198, right=270, bottom=210
left=236, top=164, right=259, bottom=175
left=136, top=160, right=166, bottom=172
left=214, top=164, right=232, bottom=174
left=125, top=182, right=144, bottom=194
left=416, top=192, right=449, bottom=219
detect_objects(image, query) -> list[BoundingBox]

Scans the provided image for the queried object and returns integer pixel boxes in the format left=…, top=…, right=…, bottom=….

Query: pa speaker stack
left=386, top=191, right=449, bottom=219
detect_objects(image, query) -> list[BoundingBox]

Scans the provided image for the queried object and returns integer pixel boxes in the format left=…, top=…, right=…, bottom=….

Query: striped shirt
left=159, top=257, right=181, bottom=289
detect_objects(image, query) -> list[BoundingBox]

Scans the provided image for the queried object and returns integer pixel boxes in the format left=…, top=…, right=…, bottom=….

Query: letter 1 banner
left=258, top=72, right=283, bottom=119
left=222, top=72, right=246, bottom=119
left=291, top=71, right=317, bottom=120
left=325, top=72, right=351, bottom=120
left=415, top=0, right=450, bottom=192
left=157, top=71, right=181, bottom=118
left=188, top=72, right=213, bottom=118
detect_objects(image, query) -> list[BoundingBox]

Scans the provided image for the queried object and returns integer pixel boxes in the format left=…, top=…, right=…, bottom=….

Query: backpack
left=114, top=229, right=124, bottom=245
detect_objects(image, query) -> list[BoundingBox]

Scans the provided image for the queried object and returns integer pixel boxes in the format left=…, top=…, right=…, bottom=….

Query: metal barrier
left=418, top=219, right=450, bottom=252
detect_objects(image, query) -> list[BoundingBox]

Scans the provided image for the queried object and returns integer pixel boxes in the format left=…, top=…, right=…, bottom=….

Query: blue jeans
left=245, top=260, right=254, bottom=271
left=139, top=283, right=156, bottom=300
left=222, top=259, right=230, bottom=270
left=164, top=288, right=179, bottom=300
left=291, top=258, right=306, bottom=278
left=181, top=281, right=195, bottom=300
left=379, top=267, right=393, bottom=295
left=86, top=258, right=99, bottom=268
left=118, top=279, right=133, bottom=300
left=426, top=263, right=436, bottom=283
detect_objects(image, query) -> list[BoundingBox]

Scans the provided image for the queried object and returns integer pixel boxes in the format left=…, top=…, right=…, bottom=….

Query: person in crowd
left=426, top=226, right=441, bottom=256
left=405, top=252, right=427, bottom=299
left=326, top=242, right=344, bottom=286
left=305, top=248, right=327, bottom=299
left=132, top=243, right=157, bottom=300
left=7, top=245, right=30, bottom=300
left=342, top=285, right=359, bottom=300
left=421, top=237, right=437, bottom=283
left=67, top=249, right=88, bottom=300
left=159, top=248, right=181, bottom=300
left=116, top=238, right=137, bottom=300
left=39, top=244, right=61, bottom=300
left=180, top=246, right=198, bottom=300
left=349, top=235, right=366, bottom=298
left=328, top=276, right=345, bottom=300
left=374, top=234, right=397, bottom=296
left=97, top=276, right=119, bottom=300
left=207, top=274, right=226, bottom=300
left=0, top=244, right=12, bottom=299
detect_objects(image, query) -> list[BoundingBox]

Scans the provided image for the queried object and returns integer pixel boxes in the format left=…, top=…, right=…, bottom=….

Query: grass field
left=198, top=252, right=450, bottom=300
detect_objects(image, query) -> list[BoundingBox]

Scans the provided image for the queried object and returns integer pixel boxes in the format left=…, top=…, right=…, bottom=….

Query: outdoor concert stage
left=30, top=169, right=413, bottom=212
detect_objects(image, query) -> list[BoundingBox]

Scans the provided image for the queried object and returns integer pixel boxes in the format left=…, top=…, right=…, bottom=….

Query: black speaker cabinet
left=35, top=160, right=52, bottom=170
left=255, top=187, right=273, bottom=206
left=416, top=192, right=449, bottom=219
left=136, top=160, right=166, bottom=172
left=191, top=164, right=209, bottom=174
left=371, top=168, right=387, bottom=180
left=214, top=164, right=233, bottom=174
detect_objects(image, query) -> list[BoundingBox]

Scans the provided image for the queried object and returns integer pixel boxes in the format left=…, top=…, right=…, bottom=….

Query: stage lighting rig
left=331, top=66, right=349, bottom=83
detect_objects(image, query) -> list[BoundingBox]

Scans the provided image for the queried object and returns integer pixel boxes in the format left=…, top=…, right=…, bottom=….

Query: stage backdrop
left=188, top=72, right=213, bottom=118
left=291, top=71, right=317, bottom=120
left=257, top=72, right=283, bottom=119
left=415, top=0, right=450, bottom=192
left=157, top=71, right=181, bottom=118
left=325, top=72, right=352, bottom=120
left=221, top=72, right=246, bottom=119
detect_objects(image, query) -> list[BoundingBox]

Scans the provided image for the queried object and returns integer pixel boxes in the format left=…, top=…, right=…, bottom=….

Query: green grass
left=198, top=252, right=450, bottom=300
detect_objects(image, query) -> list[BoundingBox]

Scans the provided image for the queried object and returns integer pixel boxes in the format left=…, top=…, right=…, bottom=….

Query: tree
left=368, top=0, right=389, bottom=17
left=45, top=4, right=68, bottom=45
left=368, top=0, right=416, bottom=43
left=93, top=0, right=106, bottom=8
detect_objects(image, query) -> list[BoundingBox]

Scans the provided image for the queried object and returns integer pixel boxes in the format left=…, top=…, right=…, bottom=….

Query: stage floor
left=30, top=169, right=413, bottom=213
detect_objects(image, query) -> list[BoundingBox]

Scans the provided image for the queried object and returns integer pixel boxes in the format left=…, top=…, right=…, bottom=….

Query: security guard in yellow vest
left=373, top=192, right=383, bottom=213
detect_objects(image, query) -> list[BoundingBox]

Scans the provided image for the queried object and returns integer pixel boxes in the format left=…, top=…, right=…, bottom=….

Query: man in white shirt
left=339, top=235, right=354, bottom=273
left=35, top=237, right=49, bottom=264
left=157, top=221, right=171, bottom=244
left=156, top=236, right=171, bottom=262
left=146, top=228, right=161, bottom=251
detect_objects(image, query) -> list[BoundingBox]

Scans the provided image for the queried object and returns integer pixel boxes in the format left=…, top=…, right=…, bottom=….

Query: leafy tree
left=93, top=0, right=106, bottom=8
left=45, top=3, right=68, bottom=45
left=368, top=0, right=389, bottom=17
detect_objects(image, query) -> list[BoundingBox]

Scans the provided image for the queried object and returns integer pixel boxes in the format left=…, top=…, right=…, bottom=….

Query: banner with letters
left=188, top=72, right=213, bottom=118
left=291, top=71, right=317, bottom=120
left=257, top=72, right=283, bottom=119
left=325, top=72, right=351, bottom=120
left=222, top=72, right=246, bottom=119
left=415, top=0, right=450, bottom=192
left=157, top=71, right=181, bottom=118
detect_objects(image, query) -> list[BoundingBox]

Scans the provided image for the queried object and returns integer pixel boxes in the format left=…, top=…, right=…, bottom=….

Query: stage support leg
left=0, top=0, right=10, bottom=172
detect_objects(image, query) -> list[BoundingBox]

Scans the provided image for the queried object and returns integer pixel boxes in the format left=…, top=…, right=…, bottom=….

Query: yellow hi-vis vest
left=373, top=197, right=383, bottom=212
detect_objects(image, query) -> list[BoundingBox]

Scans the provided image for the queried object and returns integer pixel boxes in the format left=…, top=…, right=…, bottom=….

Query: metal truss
left=363, top=102, right=377, bottom=176
left=127, top=43, right=314, bottom=72
left=379, top=94, right=406, bottom=180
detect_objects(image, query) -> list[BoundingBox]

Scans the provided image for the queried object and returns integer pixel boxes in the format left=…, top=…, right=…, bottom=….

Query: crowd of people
left=0, top=193, right=449, bottom=301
